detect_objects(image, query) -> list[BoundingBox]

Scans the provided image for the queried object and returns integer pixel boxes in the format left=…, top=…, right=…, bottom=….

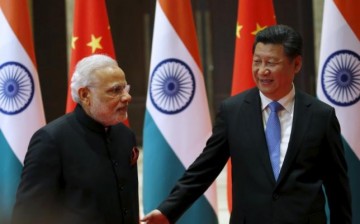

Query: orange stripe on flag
left=0, top=0, right=36, bottom=66
left=158, top=0, right=202, bottom=70
left=334, top=0, right=360, bottom=40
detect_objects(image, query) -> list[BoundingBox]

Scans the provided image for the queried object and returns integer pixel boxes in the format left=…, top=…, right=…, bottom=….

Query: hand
left=141, top=209, right=170, bottom=224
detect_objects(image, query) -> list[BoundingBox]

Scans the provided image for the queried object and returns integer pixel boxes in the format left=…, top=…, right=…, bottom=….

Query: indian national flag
left=316, top=0, right=360, bottom=222
left=142, top=0, right=218, bottom=223
left=0, top=1, right=45, bottom=223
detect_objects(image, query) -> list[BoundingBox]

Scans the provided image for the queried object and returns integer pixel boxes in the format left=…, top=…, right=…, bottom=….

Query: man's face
left=83, top=66, right=131, bottom=126
left=252, top=43, right=302, bottom=100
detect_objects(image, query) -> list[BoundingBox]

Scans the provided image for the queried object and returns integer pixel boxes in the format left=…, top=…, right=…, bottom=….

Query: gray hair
left=71, top=54, right=119, bottom=103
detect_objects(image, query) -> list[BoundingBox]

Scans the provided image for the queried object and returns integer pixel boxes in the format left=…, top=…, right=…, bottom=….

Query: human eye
left=106, top=83, right=129, bottom=97
left=252, top=58, right=261, bottom=66
left=266, top=61, right=279, bottom=68
left=108, top=85, right=122, bottom=96
left=266, top=62, right=275, bottom=67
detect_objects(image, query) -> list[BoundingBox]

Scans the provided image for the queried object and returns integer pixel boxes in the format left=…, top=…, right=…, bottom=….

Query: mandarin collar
left=74, top=104, right=108, bottom=134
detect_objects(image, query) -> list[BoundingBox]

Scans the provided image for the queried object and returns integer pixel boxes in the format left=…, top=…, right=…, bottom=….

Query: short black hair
left=252, top=24, right=303, bottom=60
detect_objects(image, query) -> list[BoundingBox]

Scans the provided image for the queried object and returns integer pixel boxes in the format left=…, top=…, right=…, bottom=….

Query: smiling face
left=252, top=43, right=302, bottom=100
left=79, top=66, right=131, bottom=126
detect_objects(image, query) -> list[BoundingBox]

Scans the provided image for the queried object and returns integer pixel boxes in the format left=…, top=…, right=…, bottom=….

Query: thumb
left=140, top=213, right=151, bottom=222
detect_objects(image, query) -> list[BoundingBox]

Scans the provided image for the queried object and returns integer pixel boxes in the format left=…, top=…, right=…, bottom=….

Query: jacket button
left=123, top=209, right=128, bottom=215
left=119, top=184, right=124, bottom=191
left=112, top=160, right=119, bottom=167
left=273, top=193, right=280, bottom=200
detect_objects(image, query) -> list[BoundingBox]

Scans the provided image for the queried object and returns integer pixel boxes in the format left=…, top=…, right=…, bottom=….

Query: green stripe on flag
left=343, top=138, right=360, bottom=224
left=143, top=110, right=218, bottom=224
left=0, top=130, right=23, bottom=223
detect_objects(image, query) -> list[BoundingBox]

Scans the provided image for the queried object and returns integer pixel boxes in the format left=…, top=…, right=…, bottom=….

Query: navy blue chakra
left=150, top=58, right=196, bottom=114
left=0, top=61, right=35, bottom=115
left=321, top=49, right=360, bottom=106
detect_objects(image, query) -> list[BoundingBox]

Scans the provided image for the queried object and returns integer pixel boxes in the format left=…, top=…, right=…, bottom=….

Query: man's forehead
left=93, top=69, right=126, bottom=85
left=254, top=44, right=285, bottom=57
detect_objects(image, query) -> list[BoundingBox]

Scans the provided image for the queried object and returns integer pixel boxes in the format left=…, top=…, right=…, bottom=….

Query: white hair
left=71, top=54, right=119, bottom=103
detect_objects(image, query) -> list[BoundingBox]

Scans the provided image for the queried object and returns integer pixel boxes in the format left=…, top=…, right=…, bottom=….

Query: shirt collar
left=260, top=84, right=295, bottom=113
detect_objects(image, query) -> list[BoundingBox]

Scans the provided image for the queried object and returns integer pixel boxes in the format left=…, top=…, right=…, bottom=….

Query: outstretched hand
left=141, top=209, right=170, bottom=224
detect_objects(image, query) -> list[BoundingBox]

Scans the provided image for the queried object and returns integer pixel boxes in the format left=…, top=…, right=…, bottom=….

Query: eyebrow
left=107, top=82, right=127, bottom=88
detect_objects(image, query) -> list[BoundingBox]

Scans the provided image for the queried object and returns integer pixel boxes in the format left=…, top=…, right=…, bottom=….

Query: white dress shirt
left=260, top=86, right=295, bottom=169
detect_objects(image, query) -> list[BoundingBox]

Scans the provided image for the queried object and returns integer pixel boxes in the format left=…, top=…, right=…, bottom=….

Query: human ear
left=294, top=55, right=302, bottom=73
left=78, top=87, right=91, bottom=106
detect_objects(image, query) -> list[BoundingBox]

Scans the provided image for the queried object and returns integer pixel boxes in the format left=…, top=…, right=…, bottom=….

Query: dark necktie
left=265, top=101, right=282, bottom=180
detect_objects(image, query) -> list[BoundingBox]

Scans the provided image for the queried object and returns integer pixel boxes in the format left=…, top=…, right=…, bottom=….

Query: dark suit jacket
left=12, top=105, right=139, bottom=224
left=158, top=88, right=351, bottom=224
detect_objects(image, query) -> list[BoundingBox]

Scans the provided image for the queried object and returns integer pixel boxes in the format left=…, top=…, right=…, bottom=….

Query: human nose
left=257, top=64, right=270, bottom=75
left=121, top=91, right=132, bottom=103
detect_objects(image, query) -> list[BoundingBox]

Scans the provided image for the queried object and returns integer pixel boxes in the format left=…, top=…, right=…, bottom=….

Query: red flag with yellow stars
left=66, top=0, right=115, bottom=113
left=227, top=0, right=276, bottom=211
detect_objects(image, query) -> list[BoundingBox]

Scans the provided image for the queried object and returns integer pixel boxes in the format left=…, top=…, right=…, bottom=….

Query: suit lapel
left=277, top=90, right=312, bottom=183
left=243, top=89, right=276, bottom=183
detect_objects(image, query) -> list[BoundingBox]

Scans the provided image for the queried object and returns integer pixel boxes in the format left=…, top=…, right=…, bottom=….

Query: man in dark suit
left=12, top=54, right=139, bottom=224
left=142, top=25, right=352, bottom=224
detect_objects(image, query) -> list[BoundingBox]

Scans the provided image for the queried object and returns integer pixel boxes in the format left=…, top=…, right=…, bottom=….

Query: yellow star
left=251, top=23, right=267, bottom=36
left=236, top=23, right=243, bottom=38
left=87, top=34, right=103, bottom=53
left=71, top=36, right=78, bottom=49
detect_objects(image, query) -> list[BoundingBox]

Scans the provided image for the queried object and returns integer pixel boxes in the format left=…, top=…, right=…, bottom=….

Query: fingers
left=140, top=212, right=152, bottom=222
left=140, top=209, right=169, bottom=224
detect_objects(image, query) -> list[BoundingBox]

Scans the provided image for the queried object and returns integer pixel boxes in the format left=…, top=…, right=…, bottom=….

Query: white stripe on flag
left=316, top=0, right=360, bottom=159
left=147, top=3, right=212, bottom=168
left=146, top=2, right=217, bottom=211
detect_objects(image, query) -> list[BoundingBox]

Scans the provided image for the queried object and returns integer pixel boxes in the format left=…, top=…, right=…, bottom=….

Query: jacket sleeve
left=157, top=102, right=230, bottom=223
left=12, top=129, right=62, bottom=224
left=322, top=108, right=352, bottom=223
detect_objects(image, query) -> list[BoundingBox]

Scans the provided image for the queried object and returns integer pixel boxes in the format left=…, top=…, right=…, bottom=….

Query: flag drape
left=0, top=0, right=45, bottom=222
left=142, top=0, right=218, bottom=223
left=228, top=0, right=276, bottom=211
left=316, top=0, right=360, bottom=222
left=66, top=0, right=116, bottom=113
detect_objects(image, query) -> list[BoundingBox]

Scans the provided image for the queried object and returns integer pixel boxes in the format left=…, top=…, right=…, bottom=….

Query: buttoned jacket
left=13, top=105, right=139, bottom=224
left=158, top=88, right=351, bottom=224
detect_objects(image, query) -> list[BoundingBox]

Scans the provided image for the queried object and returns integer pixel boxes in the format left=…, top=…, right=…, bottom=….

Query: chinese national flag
left=66, top=0, right=129, bottom=125
left=227, top=0, right=276, bottom=211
